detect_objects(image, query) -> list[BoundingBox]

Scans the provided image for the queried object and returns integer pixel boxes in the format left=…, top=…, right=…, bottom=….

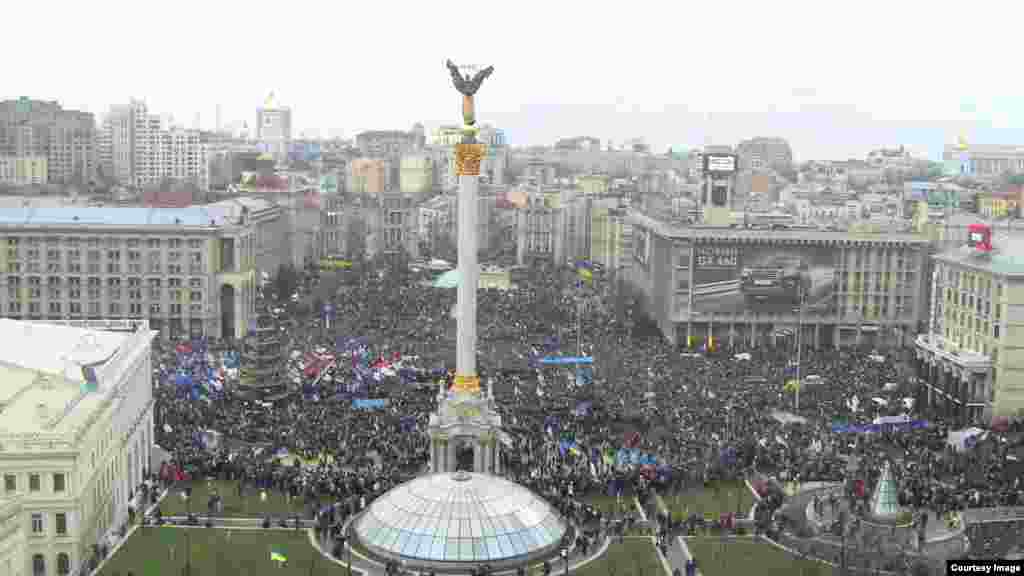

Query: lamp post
left=560, top=546, right=569, bottom=575
left=794, top=283, right=805, bottom=411
left=338, top=533, right=351, bottom=576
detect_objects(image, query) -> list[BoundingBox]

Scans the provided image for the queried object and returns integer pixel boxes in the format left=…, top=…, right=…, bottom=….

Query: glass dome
left=355, top=471, right=566, bottom=564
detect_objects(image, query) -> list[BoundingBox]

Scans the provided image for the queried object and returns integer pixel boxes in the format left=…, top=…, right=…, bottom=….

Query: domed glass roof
left=355, top=472, right=566, bottom=563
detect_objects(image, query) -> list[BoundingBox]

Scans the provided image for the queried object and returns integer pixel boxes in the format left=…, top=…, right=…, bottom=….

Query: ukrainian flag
left=270, top=550, right=288, bottom=563
left=576, top=260, right=594, bottom=283
left=783, top=379, right=801, bottom=393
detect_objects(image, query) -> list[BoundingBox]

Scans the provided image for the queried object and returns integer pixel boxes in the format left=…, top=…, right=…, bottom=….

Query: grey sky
left=8, top=0, right=1022, bottom=160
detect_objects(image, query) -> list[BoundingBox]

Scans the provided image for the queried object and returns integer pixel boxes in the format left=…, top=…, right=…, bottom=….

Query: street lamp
left=338, top=533, right=352, bottom=576
left=560, top=546, right=569, bottom=575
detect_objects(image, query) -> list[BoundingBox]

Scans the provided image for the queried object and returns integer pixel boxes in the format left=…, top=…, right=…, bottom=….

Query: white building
left=0, top=497, right=25, bottom=576
left=0, top=319, right=155, bottom=576
left=255, top=94, right=292, bottom=164
left=101, top=100, right=209, bottom=191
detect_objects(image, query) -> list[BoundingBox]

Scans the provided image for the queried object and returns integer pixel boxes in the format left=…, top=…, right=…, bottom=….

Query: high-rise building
left=0, top=98, right=96, bottom=185
left=101, top=100, right=209, bottom=191
left=255, top=92, right=292, bottom=163
left=736, top=137, right=793, bottom=172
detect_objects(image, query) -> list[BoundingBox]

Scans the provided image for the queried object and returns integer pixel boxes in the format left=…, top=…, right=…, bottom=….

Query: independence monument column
left=427, top=61, right=501, bottom=475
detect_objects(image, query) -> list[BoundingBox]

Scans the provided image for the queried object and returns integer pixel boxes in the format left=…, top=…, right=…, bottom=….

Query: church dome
left=354, top=471, right=566, bottom=566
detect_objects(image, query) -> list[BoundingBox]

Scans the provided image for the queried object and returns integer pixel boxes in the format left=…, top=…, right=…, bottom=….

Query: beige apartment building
left=0, top=319, right=155, bottom=576
left=914, top=236, right=1024, bottom=424
left=0, top=205, right=257, bottom=340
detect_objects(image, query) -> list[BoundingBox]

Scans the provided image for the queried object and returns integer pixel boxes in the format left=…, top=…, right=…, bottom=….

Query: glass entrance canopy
left=354, top=471, right=566, bottom=564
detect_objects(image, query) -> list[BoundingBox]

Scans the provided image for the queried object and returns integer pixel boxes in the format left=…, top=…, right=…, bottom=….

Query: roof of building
left=0, top=320, right=134, bottom=437
left=937, top=235, right=1024, bottom=276
left=0, top=206, right=232, bottom=228
left=628, top=210, right=929, bottom=244
left=354, top=471, right=566, bottom=564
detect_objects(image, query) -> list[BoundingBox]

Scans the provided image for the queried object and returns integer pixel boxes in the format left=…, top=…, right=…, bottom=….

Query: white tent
left=947, top=427, right=986, bottom=453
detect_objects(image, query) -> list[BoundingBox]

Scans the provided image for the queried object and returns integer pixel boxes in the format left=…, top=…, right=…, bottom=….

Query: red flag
left=625, top=431, right=641, bottom=448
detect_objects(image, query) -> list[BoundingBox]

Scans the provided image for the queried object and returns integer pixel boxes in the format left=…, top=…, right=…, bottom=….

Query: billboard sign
left=703, top=154, right=737, bottom=174
left=690, top=243, right=837, bottom=315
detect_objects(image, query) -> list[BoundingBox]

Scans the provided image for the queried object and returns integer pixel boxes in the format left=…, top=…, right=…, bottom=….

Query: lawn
left=158, top=480, right=315, bottom=518
left=581, top=493, right=635, bottom=518
left=686, top=538, right=834, bottom=576
left=98, top=527, right=353, bottom=576
left=564, top=538, right=667, bottom=576
left=661, top=480, right=755, bottom=521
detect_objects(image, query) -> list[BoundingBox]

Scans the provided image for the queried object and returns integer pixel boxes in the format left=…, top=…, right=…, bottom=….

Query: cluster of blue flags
left=614, top=448, right=659, bottom=467
left=573, top=401, right=592, bottom=417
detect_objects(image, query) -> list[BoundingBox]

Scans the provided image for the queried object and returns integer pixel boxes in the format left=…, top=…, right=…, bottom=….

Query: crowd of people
left=149, top=255, right=1024, bottom=570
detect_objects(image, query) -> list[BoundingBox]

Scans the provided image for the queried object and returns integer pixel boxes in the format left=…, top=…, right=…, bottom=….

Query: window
left=31, top=512, right=44, bottom=533
left=53, top=473, right=65, bottom=492
left=33, top=553, right=45, bottom=576
left=56, top=512, right=67, bottom=535
left=29, top=473, right=40, bottom=491
left=3, top=474, right=14, bottom=493
left=57, top=552, right=70, bottom=575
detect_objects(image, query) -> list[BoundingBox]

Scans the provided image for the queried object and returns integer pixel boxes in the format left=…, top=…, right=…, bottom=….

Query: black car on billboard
left=740, top=258, right=811, bottom=305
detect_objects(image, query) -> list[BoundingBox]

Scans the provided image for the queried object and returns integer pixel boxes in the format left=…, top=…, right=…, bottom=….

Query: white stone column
left=457, top=173, right=479, bottom=379
left=474, top=442, right=484, bottom=472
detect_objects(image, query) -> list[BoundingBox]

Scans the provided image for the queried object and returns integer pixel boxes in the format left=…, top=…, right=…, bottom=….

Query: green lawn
left=159, top=480, right=315, bottom=518
left=565, top=538, right=667, bottom=576
left=581, top=494, right=634, bottom=518
left=98, top=527, right=352, bottom=576
left=686, top=538, right=834, bottom=576
left=661, top=481, right=755, bottom=521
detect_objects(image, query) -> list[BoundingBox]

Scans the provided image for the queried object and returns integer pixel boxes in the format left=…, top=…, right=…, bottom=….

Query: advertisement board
left=690, top=243, right=837, bottom=315
left=703, top=154, right=737, bottom=174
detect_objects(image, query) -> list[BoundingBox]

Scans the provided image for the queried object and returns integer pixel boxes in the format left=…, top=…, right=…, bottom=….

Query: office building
left=356, top=128, right=423, bottom=157
left=0, top=206, right=257, bottom=340
left=914, top=228, right=1024, bottom=424
left=255, top=93, right=292, bottom=163
left=735, top=137, right=793, bottom=172
left=0, top=157, right=47, bottom=186
left=101, top=100, right=208, bottom=191
left=0, top=319, right=155, bottom=576
left=0, top=99, right=96, bottom=186
left=626, top=212, right=930, bottom=348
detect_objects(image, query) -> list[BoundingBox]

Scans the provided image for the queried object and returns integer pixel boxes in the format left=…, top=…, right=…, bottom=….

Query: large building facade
left=0, top=99, right=96, bottom=186
left=0, top=206, right=257, bottom=341
left=101, top=100, right=209, bottom=191
left=627, top=212, right=931, bottom=348
left=255, top=97, right=292, bottom=163
left=0, top=319, right=155, bottom=576
left=913, top=233, right=1024, bottom=425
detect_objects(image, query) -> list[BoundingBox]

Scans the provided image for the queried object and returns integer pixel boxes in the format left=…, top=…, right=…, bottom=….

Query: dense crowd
left=149, top=256, right=1024, bottom=568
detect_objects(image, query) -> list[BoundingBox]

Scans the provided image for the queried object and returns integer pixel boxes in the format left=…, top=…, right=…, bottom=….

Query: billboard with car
left=690, top=243, right=837, bottom=315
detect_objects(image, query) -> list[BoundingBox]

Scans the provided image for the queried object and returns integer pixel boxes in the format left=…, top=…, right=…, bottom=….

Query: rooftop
left=0, top=206, right=233, bottom=228
left=937, top=235, right=1024, bottom=276
left=0, top=319, right=132, bottom=438
left=355, top=471, right=566, bottom=564
left=628, top=210, right=929, bottom=244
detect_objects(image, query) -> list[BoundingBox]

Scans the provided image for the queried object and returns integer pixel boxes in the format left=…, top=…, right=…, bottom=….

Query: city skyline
left=6, top=1, right=1022, bottom=161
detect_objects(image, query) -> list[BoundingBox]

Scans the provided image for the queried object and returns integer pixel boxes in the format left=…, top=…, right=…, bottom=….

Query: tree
left=273, top=264, right=300, bottom=302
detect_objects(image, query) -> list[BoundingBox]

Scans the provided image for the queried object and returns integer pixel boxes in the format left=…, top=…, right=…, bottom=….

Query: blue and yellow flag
left=270, top=550, right=288, bottom=563
left=576, top=260, right=594, bottom=283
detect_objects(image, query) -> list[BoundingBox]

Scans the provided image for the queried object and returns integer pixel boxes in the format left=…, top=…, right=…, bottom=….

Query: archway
left=220, top=284, right=236, bottom=340
left=455, top=438, right=475, bottom=471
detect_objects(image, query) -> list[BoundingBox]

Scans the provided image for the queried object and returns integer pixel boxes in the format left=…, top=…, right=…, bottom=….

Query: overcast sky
left=7, top=1, right=1022, bottom=160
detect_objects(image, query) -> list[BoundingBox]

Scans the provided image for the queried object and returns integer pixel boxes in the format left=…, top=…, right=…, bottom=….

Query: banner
left=831, top=420, right=928, bottom=434
left=690, top=243, right=838, bottom=316
left=539, top=356, right=594, bottom=365
left=352, top=398, right=389, bottom=410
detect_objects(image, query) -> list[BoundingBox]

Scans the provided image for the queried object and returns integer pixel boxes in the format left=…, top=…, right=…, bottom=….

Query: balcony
left=915, top=334, right=991, bottom=373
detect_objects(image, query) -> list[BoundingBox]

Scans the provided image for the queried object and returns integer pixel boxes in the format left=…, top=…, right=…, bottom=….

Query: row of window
left=7, top=286, right=204, bottom=300
left=30, top=511, right=69, bottom=536
left=6, top=301, right=203, bottom=316
left=7, top=262, right=201, bottom=275
left=7, top=236, right=203, bottom=249
left=3, top=472, right=65, bottom=494
left=31, top=551, right=72, bottom=576
left=12, top=248, right=204, bottom=264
